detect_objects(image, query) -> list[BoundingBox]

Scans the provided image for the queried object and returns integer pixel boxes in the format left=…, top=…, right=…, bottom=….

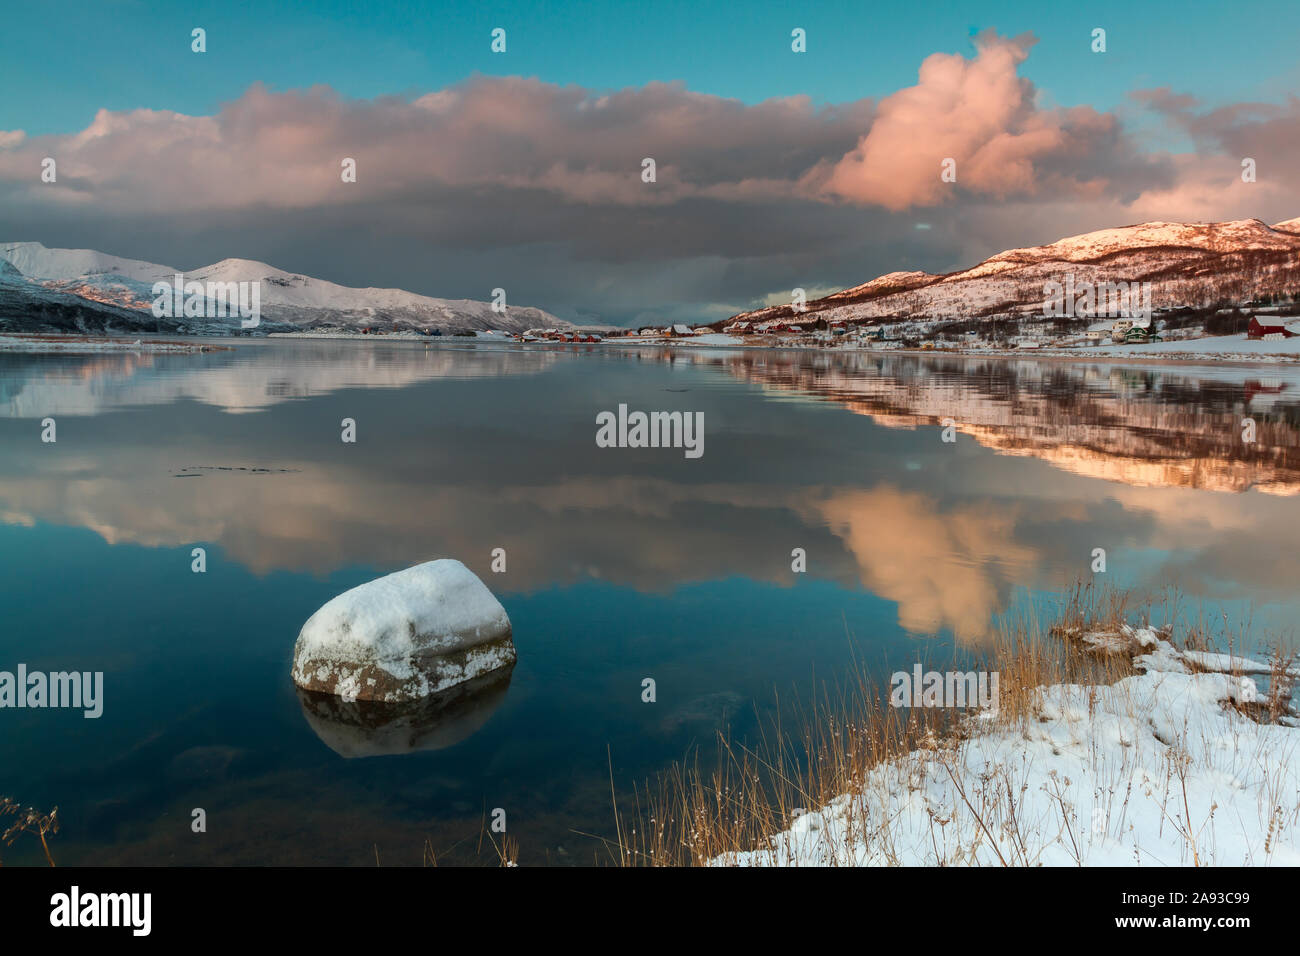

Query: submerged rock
left=660, top=690, right=748, bottom=735
left=291, top=559, right=515, bottom=703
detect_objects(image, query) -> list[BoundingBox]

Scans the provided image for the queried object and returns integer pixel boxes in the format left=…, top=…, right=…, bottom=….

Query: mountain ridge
left=0, top=241, right=570, bottom=335
left=731, top=217, right=1300, bottom=326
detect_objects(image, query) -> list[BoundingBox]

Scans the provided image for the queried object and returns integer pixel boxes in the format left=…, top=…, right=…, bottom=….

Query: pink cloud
left=0, top=79, right=866, bottom=215
left=0, top=33, right=1293, bottom=244
left=816, top=31, right=1139, bottom=209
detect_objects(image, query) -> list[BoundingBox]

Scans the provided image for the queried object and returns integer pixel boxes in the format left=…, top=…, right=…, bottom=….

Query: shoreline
left=604, top=336, right=1300, bottom=370
left=7, top=328, right=1300, bottom=371
left=0, top=333, right=231, bottom=354
left=616, top=595, right=1300, bottom=867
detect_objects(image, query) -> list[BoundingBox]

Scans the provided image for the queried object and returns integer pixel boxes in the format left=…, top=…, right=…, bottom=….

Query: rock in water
left=291, top=559, right=515, bottom=703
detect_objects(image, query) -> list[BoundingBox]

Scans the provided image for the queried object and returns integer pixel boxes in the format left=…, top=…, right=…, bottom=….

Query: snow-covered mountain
left=0, top=248, right=189, bottom=334
left=0, top=242, right=569, bottom=335
left=731, top=217, right=1300, bottom=326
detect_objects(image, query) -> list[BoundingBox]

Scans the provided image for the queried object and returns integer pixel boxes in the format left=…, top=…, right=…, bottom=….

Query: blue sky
left=4, top=0, right=1298, bottom=136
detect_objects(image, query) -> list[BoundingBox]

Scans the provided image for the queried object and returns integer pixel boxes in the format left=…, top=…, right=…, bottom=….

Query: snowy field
left=1067, top=333, right=1300, bottom=362
left=716, top=628, right=1299, bottom=867
left=610, top=333, right=745, bottom=347
left=0, top=334, right=221, bottom=353
left=611, top=331, right=1300, bottom=364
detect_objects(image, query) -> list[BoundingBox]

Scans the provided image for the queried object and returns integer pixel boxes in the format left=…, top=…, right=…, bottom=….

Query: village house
left=1085, top=320, right=1110, bottom=343
left=1110, top=318, right=1144, bottom=342
left=1248, top=316, right=1295, bottom=339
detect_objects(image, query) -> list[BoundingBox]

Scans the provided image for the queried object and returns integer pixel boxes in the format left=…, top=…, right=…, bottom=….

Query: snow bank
left=291, top=559, right=514, bottom=703
left=717, top=632, right=1299, bottom=866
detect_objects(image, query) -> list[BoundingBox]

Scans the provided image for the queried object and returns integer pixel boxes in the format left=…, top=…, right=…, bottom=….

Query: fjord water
left=1, top=339, right=1298, bottom=865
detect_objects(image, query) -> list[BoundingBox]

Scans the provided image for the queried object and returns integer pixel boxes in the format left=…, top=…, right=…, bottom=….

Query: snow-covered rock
left=291, top=560, right=515, bottom=703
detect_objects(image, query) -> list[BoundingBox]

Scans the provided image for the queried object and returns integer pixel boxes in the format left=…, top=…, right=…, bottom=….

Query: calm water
left=1, top=339, right=1298, bottom=865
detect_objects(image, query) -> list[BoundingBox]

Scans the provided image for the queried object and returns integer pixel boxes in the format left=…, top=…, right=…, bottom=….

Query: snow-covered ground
left=0, top=334, right=220, bottom=353
left=267, top=329, right=521, bottom=341
left=611, top=333, right=744, bottom=347
left=267, top=330, right=442, bottom=341
left=1067, top=332, right=1300, bottom=362
left=717, top=629, right=1299, bottom=866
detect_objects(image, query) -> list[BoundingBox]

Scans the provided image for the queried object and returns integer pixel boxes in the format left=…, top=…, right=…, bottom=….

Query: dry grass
left=0, top=798, right=59, bottom=866
left=604, top=584, right=1296, bottom=867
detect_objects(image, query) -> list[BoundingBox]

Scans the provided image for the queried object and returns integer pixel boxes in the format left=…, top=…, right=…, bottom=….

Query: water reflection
left=685, top=349, right=1300, bottom=495
left=0, top=341, right=560, bottom=417
left=1, top=341, right=1298, bottom=643
left=296, top=666, right=515, bottom=758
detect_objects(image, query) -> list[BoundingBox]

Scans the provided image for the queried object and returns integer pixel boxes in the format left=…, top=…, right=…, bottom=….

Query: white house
left=1085, top=320, right=1110, bottom=343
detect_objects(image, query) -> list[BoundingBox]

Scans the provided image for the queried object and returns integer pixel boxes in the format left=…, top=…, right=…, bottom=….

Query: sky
left=3, top=0, right=1300, bottom=325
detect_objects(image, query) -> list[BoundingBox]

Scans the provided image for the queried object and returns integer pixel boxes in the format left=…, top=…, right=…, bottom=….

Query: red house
left=1248, top=316, right=1293, bottom=339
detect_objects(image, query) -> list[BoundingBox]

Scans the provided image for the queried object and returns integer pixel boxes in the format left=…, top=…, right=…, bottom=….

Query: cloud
left=1121, top=87, right=1300, bottom=222
left=0, top=35, right=1170, bottom=223
left=816, top=31, right=1167, bottom=209
left=1, top=34, right=1297, bottom=325
left=0, top=79, right=869, bottom=215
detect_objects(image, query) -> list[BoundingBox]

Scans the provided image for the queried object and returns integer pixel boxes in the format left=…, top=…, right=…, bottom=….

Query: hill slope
left=731, top=218, right=1300, bottom=326
left=0, top=242, right=569, bottom=335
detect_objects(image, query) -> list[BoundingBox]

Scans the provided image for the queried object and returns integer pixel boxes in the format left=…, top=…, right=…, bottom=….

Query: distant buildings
left=1124, top=326, right=1161, bottom=343
left=1248, top=316, right=1294, bottom=339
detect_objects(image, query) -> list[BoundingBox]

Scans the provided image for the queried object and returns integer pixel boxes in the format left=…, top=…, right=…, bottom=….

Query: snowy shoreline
left=714, top=627, right=1299, bottom=867
left=0, top=333, right=229, bottom=354
left=8, top=328, right=1300, bottom=370
left=606, top=330, right=1300, bottom=366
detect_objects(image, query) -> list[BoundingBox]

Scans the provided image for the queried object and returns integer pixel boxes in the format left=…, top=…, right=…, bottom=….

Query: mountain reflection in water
left=1, top=340, right=1297, bottom=645
left=3, top=339, right=1299, bottom=865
